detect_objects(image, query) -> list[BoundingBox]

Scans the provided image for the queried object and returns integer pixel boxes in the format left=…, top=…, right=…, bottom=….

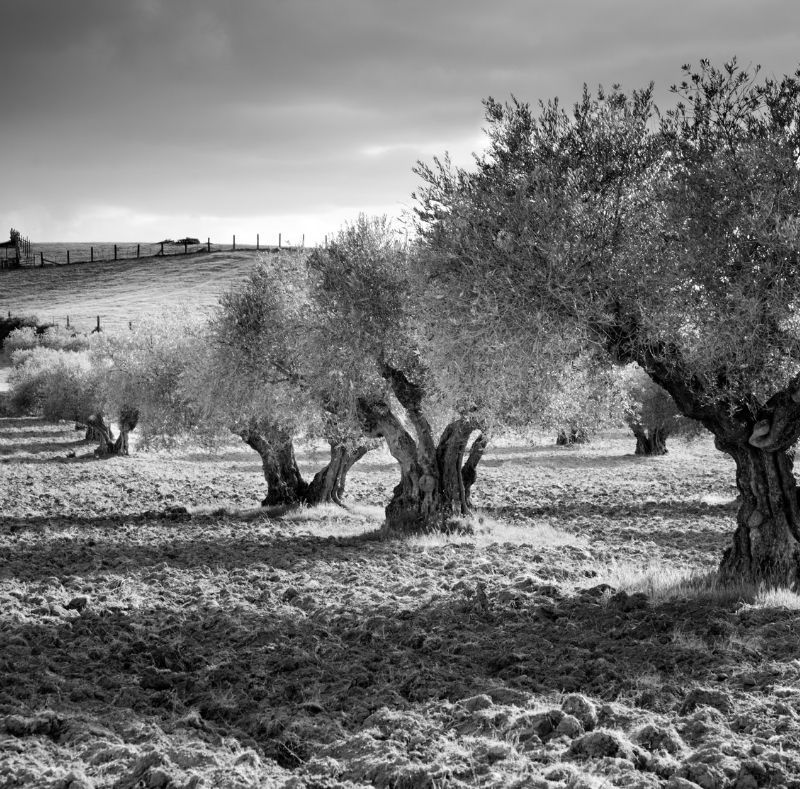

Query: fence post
left=207, top=238, right=211, bottom=253
left=302, top=234, right=305, bottom=248
left=278, top=233, right=281, bottom=249
left=256, top=233, right=259, bottom=251
left=95, top=316, right=101, bottom=333
left=114, top=245, right=117, bottom=260
left=160, top=242, right=164, bottom=256
left=233, top=234, right=236, bottom=251
left=40, top=252, right=44, bottom=266
left=91, top=246, right=94, bottom=262
left=184, top=240, right=188, bottom=255
left=137, top=244, right=140, bottom=258
left=66, top=250, right=70, bottom=265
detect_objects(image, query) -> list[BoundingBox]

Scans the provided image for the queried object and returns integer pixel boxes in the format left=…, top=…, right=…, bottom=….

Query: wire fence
left=2, top=233, right=319, bottom=269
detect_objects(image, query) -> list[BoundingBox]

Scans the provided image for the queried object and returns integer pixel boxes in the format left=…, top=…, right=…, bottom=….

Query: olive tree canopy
left=414, top=58, right=800, bottom=585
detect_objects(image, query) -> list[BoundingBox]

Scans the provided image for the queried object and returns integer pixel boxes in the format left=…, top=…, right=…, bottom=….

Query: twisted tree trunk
left=358, top=384, right=487, bottom=534
left=242, top=428, right=309, bottom=507
left=306, top=441, right=371, bottom=505
left=631, top=425, right=668, bottom=456
left=87, top=407, right=138, bottom=457
left=603, top=313, right=800, bottom=586
left=241, top=427, right=372, bottom=508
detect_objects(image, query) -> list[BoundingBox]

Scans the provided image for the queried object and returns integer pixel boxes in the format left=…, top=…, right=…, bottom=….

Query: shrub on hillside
left=0, top=314, right=43, bottom=350
left=94, top=310, right=209, bottom=447
left=9, top=347, right=103, bottom=422
left=4, top=325, right=91, bottom=358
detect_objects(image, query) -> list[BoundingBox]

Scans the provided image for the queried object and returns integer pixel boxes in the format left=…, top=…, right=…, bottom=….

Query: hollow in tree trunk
left=632, top=425, right=668, bottom=456
left=718, top=442, right=800, bottom=588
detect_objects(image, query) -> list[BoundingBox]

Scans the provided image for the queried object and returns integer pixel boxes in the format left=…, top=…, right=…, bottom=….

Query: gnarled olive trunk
left=556, top=426, right=589, bottom=446
left=602, top=313, right=800, bottom=587
left=306, top=441, right=371, bottom=505
left=242, top=428, right=309, bottom=507
left=359, top=394, right=486, bottom=534
left=632, top=425, right=668, bottom=456
left=87, top=407, right=138, bottom=457
left=719, top=442, right=800, bottom=587
left=241, top=428, right=371, bottom=508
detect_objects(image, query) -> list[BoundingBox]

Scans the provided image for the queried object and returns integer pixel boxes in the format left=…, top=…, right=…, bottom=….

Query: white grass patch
left=406, top=513, right=586, bottom=550
left=749, top=587, right=800, bottom=610
left=597, top=561, right=756, bottom=604
left=698, top=492, right=737, bottom=506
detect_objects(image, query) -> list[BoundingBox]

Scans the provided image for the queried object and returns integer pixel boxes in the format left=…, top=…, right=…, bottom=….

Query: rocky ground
left=2, top=418, right=800, bottom=788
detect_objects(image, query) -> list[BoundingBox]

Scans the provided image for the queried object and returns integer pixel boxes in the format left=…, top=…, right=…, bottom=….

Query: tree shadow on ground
left=493, top=499, right=737, bottom=521
left=0, top=438, right=89, bottom=457
left=1, top=580, right=795, bottom=768
left=0, top=426, right=76, bottom=441
left=0, top=515, right=385, bottom=581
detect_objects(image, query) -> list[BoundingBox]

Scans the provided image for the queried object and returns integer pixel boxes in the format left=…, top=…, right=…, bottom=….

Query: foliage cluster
left=4, top=325, right=92, bottom=358
left=9, top=347, right=102, bottom=422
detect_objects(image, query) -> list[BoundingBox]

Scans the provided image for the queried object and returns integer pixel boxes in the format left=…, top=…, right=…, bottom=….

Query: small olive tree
left=414, top=59, right=800, bottom=585
left=205, top=252, right=376, bottom=508
left=617, top=364, right=703, bottom=455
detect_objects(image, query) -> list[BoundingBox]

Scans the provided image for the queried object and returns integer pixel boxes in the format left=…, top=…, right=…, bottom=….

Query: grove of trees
left=5, top=57, right=800, bottom=588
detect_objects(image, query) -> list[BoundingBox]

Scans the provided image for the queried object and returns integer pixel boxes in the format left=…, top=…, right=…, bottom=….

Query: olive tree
left=303, top=215, right=497, bottom=533
left=206, top=252, right=376, bottom=508
left=414, top=59, right=800, bottom=586
left=617, top=364, right=703, bottom=455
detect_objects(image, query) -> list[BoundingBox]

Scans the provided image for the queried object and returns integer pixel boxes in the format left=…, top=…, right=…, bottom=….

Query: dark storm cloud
left=2, top=0, right=798, bottom=240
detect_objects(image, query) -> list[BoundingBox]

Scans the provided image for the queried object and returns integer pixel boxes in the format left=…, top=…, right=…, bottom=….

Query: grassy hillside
left=0, top=250, right=268, bottom=334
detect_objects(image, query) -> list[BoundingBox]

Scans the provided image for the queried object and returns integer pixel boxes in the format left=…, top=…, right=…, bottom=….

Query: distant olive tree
left=544, top=355, right=625, bottom=446
left=617, top=364, right=703, bottom=455
left=414, top=58, right=800, bottom=586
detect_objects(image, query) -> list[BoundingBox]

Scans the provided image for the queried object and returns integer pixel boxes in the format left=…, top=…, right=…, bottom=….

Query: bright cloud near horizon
left=2, top=0, right=799, bottom=244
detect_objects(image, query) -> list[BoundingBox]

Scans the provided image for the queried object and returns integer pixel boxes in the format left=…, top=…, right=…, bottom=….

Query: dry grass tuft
left=405, top=513, right=585, bottom=550
left=598, top=561, right=756, bottom=604
left=748, top=587, right=800, bottom=610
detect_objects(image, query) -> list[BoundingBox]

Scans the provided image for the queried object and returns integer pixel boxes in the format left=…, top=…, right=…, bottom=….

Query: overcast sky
left=2, top=1, right=798, bottom=243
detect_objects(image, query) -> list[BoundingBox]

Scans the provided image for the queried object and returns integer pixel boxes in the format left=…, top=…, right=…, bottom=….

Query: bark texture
left=307, top=441, right=371, bottom=505
left=242, top=428, right=309, bottom=507
left=718, top=443, right=800, bottom=587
